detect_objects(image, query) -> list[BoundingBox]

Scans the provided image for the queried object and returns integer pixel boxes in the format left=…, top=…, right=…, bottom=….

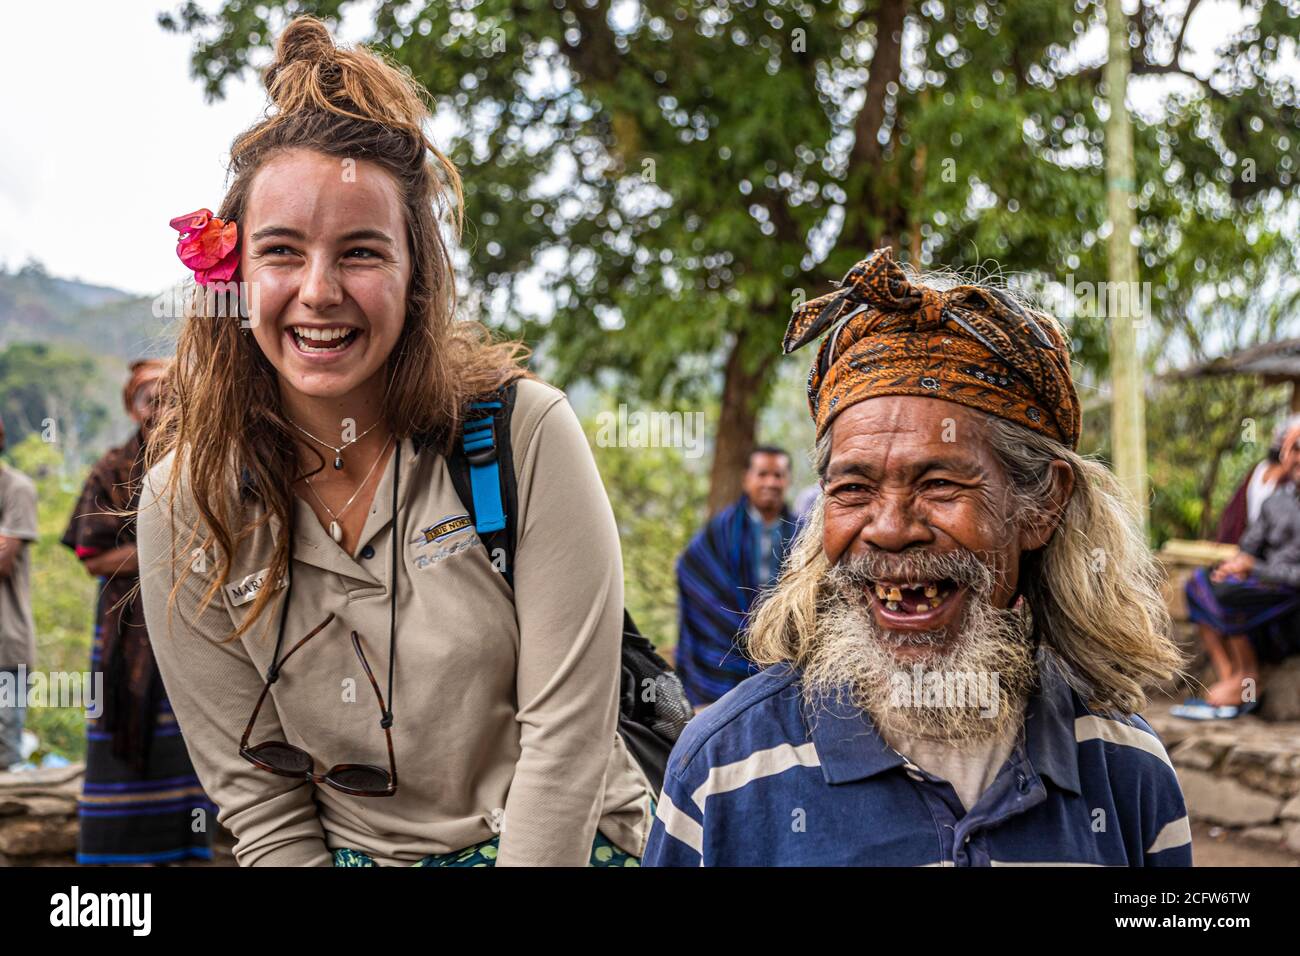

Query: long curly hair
left=140, top=16, right=530, bottom=641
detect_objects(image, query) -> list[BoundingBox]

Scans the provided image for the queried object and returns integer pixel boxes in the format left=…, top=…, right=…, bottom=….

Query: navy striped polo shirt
left=643, top=653, right=1192, bottom=866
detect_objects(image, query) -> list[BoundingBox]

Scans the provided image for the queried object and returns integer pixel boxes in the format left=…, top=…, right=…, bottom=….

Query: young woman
left=135, top=16, right=654, bottom=866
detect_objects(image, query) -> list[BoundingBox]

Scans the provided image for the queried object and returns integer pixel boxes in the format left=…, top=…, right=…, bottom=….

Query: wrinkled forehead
left=824, top=395, right=999, bottom=482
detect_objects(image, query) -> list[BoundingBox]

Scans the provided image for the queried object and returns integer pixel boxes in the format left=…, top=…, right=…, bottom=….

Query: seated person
left=1181, top=427, right=1300, bottom=716
left=1214, top=416, right=1300, bottom=545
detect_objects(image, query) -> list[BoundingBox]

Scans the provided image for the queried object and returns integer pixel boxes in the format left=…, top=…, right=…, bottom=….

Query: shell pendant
left=329, top=520, right=343, bottom=543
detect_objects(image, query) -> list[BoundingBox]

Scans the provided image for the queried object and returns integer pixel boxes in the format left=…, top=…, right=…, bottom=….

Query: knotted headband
left=783, top=248, right=1081, bottom=450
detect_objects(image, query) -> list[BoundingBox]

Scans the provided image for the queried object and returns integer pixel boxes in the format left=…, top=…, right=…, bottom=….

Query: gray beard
left=803, top=560, right=1037, bottom=745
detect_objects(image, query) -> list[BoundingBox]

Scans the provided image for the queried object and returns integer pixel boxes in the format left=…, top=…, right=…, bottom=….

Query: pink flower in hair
left=170, top=208, right=240, bottom=286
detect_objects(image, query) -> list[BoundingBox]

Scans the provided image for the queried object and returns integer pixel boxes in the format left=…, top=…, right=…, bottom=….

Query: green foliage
left=163, top=1, right=1300, bottom=391
left=0, top=341, right=110, bottom=460
left=158, top=1, right=1300, bottom=555
left=581, top=357, right=818, bottom=654
left=583, top=399, right=711, bottom=650
left=1146, top=378, right=1291, bottom=547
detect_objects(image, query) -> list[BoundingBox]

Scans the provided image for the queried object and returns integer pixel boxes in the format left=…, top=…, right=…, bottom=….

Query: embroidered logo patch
left=409, top=513, right=480, bottom=570
left=413, top=514, right=474, bottom=548
left=224, top=567, right=286, bottom=607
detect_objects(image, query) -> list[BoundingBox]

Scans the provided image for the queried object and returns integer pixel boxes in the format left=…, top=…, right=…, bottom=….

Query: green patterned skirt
left=333, top=826, right=640, bottom=867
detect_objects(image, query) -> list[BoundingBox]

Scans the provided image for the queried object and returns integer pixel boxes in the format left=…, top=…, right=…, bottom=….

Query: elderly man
left=643, top=248, right=1190, bottom=866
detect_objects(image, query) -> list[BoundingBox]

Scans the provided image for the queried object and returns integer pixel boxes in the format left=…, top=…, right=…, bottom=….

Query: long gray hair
left=746, top=413, right=1184, bottom=717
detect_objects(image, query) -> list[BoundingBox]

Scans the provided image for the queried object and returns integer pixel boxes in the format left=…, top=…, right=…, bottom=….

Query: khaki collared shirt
left=0, top=463, right=39, bottom=670
left=137, top=379, right=654, bottom=866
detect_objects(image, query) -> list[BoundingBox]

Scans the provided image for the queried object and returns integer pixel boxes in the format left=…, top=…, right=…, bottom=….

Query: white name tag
left=224, top=567, right=286, bottom=607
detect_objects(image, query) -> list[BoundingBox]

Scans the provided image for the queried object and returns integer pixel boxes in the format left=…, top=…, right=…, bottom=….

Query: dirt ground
left=1192, top=822, right=1299, bottom=867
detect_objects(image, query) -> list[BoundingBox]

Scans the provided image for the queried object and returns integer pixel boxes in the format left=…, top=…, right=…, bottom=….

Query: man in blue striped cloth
left=644, top=249, right=1191, bottom=866
left=674, top=447, right=797, bottom=707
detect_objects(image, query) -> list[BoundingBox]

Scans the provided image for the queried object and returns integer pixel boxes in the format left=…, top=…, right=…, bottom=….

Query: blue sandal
left=1170, top=697, right=1260, bottom=721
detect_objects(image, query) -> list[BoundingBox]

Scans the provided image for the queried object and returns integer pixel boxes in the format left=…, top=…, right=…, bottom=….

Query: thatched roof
left=1168, top=337, right=1300, bottom=384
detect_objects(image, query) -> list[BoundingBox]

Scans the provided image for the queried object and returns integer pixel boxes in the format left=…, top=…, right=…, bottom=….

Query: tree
left=162, top=0, right=1300, bottom=512
left=0, top=342, right=108, bottom=466
left=1104, top=0, right=1146, bottom=528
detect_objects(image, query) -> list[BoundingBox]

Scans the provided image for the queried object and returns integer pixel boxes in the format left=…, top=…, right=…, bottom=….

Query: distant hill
left=0, top=263, right=177, bottom=467
left=0, top=262, right=174, bottom=361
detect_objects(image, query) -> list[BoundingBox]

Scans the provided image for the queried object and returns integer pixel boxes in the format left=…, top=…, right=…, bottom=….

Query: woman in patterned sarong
left=60, top=360, right=217, bottom=863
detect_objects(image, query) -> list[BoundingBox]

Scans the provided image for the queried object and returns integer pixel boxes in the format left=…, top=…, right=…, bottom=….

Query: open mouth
left=286, top=325, right=363, bottom=356
left=867, top=577, right=966, bottom=630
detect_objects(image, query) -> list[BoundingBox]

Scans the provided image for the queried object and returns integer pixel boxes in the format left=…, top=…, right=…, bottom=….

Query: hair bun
left=271, top=16, right=335, bottom=69
left=260, top=15, right=429, bottom=134
left=264, top=16, right=340, bottom=108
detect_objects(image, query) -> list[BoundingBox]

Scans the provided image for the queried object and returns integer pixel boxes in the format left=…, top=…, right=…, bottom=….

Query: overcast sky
left=0, top=1, right=376, bottom=296
left=0, top=0, right=1291, bottom=297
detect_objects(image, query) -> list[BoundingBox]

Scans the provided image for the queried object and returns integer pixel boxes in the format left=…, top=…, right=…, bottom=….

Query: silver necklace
left=302, top=433, right=394, bottom=543
left=287, top=415, right=384, bottom=470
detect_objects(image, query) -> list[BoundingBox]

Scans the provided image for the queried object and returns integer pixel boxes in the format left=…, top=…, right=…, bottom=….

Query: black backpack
left=445, top=382, right=692, bottom=795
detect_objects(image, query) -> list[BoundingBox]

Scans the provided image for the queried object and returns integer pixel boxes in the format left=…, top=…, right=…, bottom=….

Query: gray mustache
left=828, top=548, right=996, bottom=597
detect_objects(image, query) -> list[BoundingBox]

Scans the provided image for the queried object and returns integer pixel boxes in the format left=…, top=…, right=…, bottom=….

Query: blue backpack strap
left=462, top=400, right=506, bottom=533
left=447, top=382, right=520, bottom=589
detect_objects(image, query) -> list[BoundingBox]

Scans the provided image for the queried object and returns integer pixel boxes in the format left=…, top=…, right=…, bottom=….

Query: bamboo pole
left=1105, top=0, right=1149, bottom=533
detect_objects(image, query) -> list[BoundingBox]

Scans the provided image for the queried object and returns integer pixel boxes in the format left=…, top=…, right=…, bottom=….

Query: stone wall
left=1148, top=705, right=1300, bottom=854
left=0, top=764, right=81, bottom=865
left=0, top=764, right=235, bottom=866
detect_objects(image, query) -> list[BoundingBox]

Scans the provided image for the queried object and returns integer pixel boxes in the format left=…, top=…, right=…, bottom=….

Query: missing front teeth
left=872, top=580, right=955, bottom=614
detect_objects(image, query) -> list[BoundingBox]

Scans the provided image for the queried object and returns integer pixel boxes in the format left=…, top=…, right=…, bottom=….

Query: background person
left=0, top=418, right=38, bottom=769
left=1215, top=415, right=1300, bottom=545
left=60, top=359, right=217, bottom=864
left=675, top=445, right=796, bottom=708
left=1181, top=426, right=1300, bottom=717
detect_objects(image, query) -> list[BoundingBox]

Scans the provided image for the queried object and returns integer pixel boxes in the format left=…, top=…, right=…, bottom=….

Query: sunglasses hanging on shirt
left=237, top=439, right=402, bottom=796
